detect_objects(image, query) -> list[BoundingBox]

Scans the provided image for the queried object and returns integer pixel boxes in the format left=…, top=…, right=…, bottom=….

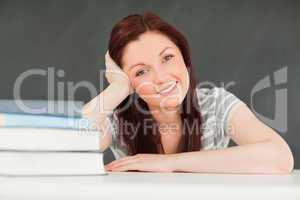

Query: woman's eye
left=163, top=54, right=174, bottom=62
left=135, top=69, right=146, bottom=77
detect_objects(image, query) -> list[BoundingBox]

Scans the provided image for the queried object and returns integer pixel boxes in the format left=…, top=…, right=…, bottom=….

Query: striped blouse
left=106, top=86, right=245, bottom=160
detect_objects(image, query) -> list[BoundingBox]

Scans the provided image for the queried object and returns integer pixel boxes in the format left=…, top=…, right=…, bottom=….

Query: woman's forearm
left=170, top=140, right=294, bottom=174
left=82, top=82, right=129, bottom=122
left=82, top=82, right=130, bottom=151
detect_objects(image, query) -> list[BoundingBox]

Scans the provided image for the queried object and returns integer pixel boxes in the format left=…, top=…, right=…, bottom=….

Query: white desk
left=1, top=170, right=300, bottom=200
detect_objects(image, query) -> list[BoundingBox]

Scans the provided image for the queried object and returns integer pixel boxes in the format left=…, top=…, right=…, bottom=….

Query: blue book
left=0, top=100, right=83, bottom=117
left=0, top=113, right=96, bottom=130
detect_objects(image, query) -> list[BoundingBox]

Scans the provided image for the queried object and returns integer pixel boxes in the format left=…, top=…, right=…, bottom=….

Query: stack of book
left=0, top=100, right=107, bottom=176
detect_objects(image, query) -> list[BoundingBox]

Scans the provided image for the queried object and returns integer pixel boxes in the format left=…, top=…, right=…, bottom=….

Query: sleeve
left=106, top=111, right=118, bottom=141
left=212, top=87, right=246, bottom=147
left=106, top=110, right=128, bottom=159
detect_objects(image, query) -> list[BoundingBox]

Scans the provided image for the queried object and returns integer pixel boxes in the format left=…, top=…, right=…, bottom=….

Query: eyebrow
left=128, top=46, right=173, bottom=70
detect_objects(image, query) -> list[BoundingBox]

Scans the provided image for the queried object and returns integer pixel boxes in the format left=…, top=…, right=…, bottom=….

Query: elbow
left=274, top=160, right=294, bottom=174
left=277, top=151, right=294, bottom=174
left=273, top=141, right=295, bottom=174
left=259, top=138, right=295, bottom=174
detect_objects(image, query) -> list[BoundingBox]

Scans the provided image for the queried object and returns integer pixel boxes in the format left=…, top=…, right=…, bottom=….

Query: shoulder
left=196, top=86, right=236, bottom=103
left=195, top=86, right=246, bottom=149
left=195, top=86, right=245, bottom=114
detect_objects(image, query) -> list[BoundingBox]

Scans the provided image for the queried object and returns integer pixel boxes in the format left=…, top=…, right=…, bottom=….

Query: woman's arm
left=82, top=82, right=130, bottom=151
left=105, top=103, right=294, bottom=174
left=171, top=103, right=294, bottom=174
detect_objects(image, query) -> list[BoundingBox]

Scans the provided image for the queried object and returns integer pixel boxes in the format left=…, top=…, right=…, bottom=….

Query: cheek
left=170, top=61, right=188, bottom=84
left=133, top=79, right=156, bottom=95
left=179, top=68, right=190, bottom=93
left=171, top=63, right=190, bottom=97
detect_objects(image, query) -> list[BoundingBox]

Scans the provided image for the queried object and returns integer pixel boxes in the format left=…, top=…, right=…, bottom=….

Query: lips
left=159, top=81, right=178, bottom=95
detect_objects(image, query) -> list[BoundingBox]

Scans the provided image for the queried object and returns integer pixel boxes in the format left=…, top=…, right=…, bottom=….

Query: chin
left=142, top=91, right=185, bottom=110
left=158, top=96, right=182, bottom=109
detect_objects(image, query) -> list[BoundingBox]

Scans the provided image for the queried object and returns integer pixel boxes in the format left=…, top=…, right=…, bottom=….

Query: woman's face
left=121, top=31, right=190, bottom=111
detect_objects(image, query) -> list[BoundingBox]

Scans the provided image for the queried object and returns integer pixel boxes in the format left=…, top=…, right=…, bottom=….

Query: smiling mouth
left=159, top=81, right=178, bottom=96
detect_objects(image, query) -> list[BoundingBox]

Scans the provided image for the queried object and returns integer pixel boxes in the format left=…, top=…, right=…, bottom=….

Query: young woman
left=82, top=12, right=294, bottom=174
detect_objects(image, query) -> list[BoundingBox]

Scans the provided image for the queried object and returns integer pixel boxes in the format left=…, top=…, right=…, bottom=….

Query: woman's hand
left=105, top=50, right=134, bottom=95
left=105, top=154, right=175, bottom=172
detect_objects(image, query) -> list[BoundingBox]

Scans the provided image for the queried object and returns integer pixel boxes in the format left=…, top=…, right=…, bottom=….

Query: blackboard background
left=0, top=0, right=299, bottom=168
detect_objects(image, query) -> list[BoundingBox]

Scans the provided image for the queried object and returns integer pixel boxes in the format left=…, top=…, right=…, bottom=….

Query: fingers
left=105, top=50, right=118, bottom=68
left=105, top=50, right=109, bottom=60
left=105, top=155, right=141, bottom=171
left=104, top=50, right=134, bottom=92
left=106, top=155, right=138, bottom=168
left=106, top=159, right=139, bottom=171
left=109, top=163, right=139, bottom=172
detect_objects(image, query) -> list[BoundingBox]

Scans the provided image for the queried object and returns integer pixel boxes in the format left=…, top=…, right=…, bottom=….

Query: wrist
left=110, top=81, right=131, bottom=95
left=166, top=153, right=181, bottom=172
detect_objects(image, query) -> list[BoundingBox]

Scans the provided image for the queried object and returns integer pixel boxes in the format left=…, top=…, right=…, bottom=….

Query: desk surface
left=1, top=170, right=300, bottom=200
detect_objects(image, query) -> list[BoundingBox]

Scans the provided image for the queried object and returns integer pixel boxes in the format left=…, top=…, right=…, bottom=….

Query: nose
left=153, top=66, right=169, bottom=85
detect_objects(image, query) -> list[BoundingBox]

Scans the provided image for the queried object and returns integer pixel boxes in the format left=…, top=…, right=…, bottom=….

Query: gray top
left=106, top=86, right=245, bottom=159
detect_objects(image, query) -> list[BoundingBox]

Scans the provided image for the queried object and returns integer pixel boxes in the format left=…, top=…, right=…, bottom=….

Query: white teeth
left=160, top=81, right=177, bottom=94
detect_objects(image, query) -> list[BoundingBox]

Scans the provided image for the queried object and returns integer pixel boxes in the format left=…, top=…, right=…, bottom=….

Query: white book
left=0, top=127, right=102, bottom=151
left=0, top=150, right=106, bottom=175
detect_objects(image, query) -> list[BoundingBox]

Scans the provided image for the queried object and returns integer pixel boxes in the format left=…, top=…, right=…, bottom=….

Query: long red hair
left=108, top=12, right=202, bottom=155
